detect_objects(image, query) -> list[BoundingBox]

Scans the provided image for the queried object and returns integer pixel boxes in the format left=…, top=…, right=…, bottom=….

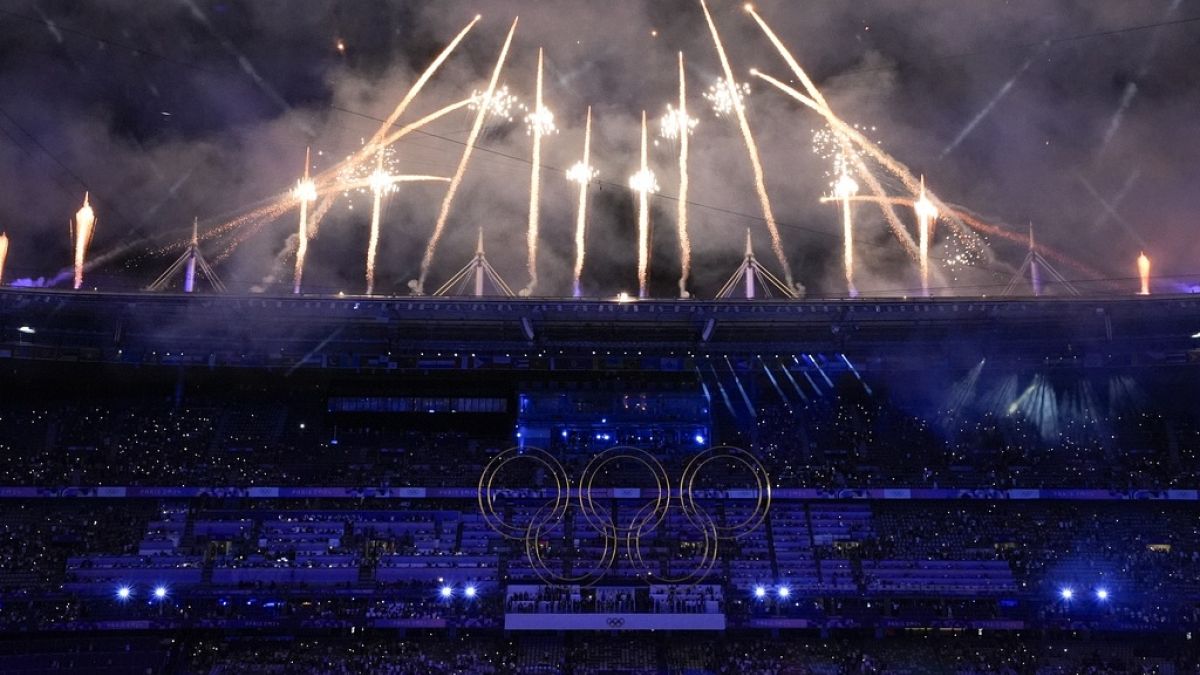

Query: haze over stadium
left=1, top=1, right=1200, bottom=672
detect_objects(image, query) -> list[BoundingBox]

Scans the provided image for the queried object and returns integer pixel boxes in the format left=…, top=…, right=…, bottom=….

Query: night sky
left=0, top=0, right=1197, bottom=297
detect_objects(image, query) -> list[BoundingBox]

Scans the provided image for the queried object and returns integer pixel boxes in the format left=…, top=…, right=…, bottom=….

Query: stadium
left=2, top=0, right=1200, bottom=672
left=1, top=287, right=1199, bottom=672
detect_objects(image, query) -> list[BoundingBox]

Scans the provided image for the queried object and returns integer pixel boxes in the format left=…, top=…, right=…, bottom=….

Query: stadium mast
left=715, top=230, right=798, bottom=299
left=1001, top=223, right=1078, bottom=297
left=433, top=228, right=515, bottom=298
left=148, top=219, right=225, bottom=293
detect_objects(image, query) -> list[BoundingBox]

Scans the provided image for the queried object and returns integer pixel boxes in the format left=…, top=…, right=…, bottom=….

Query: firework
left=570, top=107, right=594, bottom=298
left=417, top=18, right=518, bottom=296
left=357, top=15, right=480, bottom=161
left=469, top=83, right=519, bottom=122
left=630, top=111, right=658, bottom=299
left=914, top=177, right=937, bottom=297
left=699, top=0, right=794, bottom=291
left=73, top=192, right=96, bottom=290
left=704, top=77, right=750, bottom=118
left=523, top=48, right=551, bottom=296
left=834, top=171, right=859, bottom=297
left=670, top=52, right=695, bottom=298
left=1138, top=251, right=1151, bottom=295
left=0, top=232, right=8, bottom=286
left=292, top=149, right=317, bottom=295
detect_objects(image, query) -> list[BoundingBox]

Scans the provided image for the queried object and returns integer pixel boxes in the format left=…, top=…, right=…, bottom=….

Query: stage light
left=153, top=586, right=167, bottom=599
left=694, top=433, right=706, bottom=445
left=17, top=326, right=35, bottom=335
left=440, top=585, right=453, bottom=598
left=753, top=585, right=766, bottom=599
left=1060, top=588, right=1073, bottom=600
left=117, top=586, right=131, bottom=600
left=1096, top=588, right=1109, bottom=601
left=465, top=585, right=477, bottom=598
left=777, top=586, right=790, bottom=598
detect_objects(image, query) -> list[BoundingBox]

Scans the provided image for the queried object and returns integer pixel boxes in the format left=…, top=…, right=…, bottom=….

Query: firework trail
left=292, top=148, right=317, bottom=295
left=939, top=47, right=1042, bottom=160
left=699, top=0, right=794, bottom=290
left=202, top=95, right=472, bottom=268
left=630, top=111, right=659, bottom=299
left=1138, top=252, right=1151, bottom=295
left=747, top=69, right=915, bottom=257
left=73, top=192, right=96, bottom=290
left=417, top=18, right=518, bottom=295
left=522, top=48, right=551, bottom=296
left=744, top=3, right=951, bottom=257
left=356, top=15, right=480, bottom=162
left=569, top=107, right=594, bottom=298
left=827, top=193, right=1107, bottom=281
left=914, top=177, right=938, bottom=296
left=0, top=232, right=8, bottom=286
left=213, top=201, right=293, bottom=264
left=672, top=52, right=695, bottom=298
left=834, top=172, right=859, bottom=296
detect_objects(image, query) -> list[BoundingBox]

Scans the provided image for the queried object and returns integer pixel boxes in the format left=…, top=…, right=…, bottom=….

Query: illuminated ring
left=577, top=446, right=671, bottom=539
left=477, top=446, right=570, bottom=539
left=626, top=499, right=720, bottom=586
left=525, top=501, right=617, bottom=587
left=680, top=445, right=771, bottom=539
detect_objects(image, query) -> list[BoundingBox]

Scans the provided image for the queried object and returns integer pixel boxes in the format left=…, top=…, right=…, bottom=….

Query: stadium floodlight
left=440, top=585, right=454, bottom=599
left=1096, top=588, right=1109, bottom=601
left=465, top=585, right=477, bottom=598
left=1060, top=588, right=1073, bottom=600
left=117, top=586, right=131, bottom=600
left=777, top=586, right=790, bottom=599
left=753, top=586, right=766, bottom=599
left=153, top=586, right=167, bottom=600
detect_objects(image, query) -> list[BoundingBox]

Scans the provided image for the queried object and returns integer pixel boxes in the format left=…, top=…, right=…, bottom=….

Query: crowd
left=1, top=370, right=1199, bottom=490
left=163, top=634, right=1200, bottom=673
left=1, top=496, right=1199, bottom=633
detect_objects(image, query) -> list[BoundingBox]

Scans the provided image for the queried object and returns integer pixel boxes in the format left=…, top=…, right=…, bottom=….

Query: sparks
left=630, top=111, right=657, bottom=299
left=1138, top=251, right=1151, bottom=295
left=292, top=148, right=317, bottom=295
left=523, top=47, right=550, bottom=296
left=73, top=192, right=96, bottom=290
left=469, top=83, right=519, bottom=122
left=834, top=171, right=859, bottom=297
left=0, top=232, right=8, bottom=286
left=571, top=107, right=594, bottom=298
left=672, top=52, right=694, bottom=298
left=704, top=77, right=750, bottom=118
left=659, top=105, right=697, bottom=142
left=914, top=177, right=938, bottom=297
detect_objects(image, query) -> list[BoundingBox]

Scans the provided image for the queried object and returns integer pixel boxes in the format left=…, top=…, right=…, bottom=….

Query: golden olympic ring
left=680, top=446, right=772, bottom=539
left=477, top=447, right=570, bottom=539
left=477, top=444, right=770, bottom=586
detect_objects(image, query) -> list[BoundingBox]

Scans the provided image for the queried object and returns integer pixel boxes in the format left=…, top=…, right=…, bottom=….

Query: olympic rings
left=477, top=444, right=770, bottom=586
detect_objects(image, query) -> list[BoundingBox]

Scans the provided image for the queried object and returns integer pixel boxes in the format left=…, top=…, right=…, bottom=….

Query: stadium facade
left=1, top=288, right=1199, bottom=672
